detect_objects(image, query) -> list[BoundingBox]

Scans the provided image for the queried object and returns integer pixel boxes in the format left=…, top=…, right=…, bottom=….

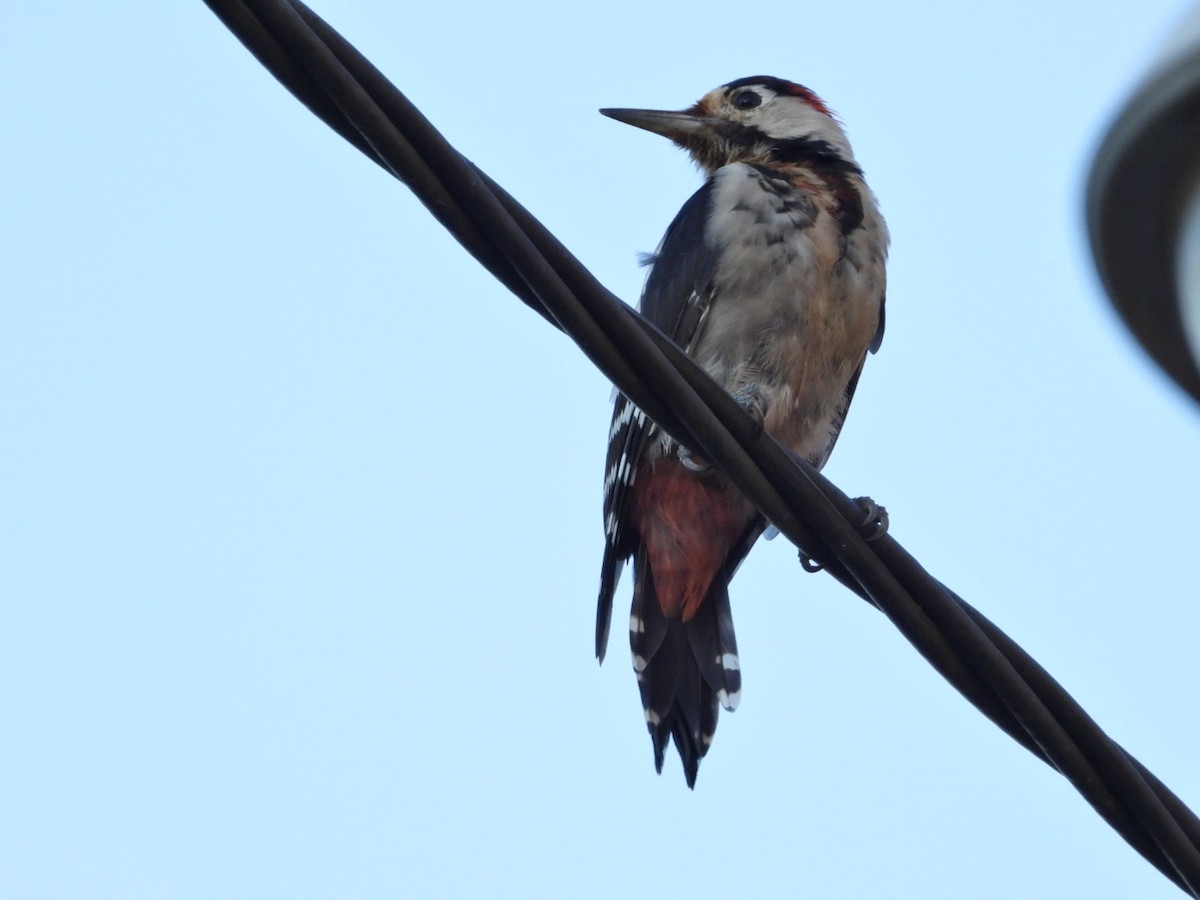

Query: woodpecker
left=596, top=77, right=887, bottom=787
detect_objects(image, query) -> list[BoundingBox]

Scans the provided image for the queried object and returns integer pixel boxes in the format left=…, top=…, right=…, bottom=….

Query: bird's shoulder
left=637, top=179, right=722, bottom=339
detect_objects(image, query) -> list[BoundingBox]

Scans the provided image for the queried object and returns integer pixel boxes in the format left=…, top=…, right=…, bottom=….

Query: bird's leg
left=676, top=384, right=768, bottom=473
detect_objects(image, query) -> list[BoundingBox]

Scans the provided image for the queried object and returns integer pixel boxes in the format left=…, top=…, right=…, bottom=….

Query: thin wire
left=201, top=0, right=1200, bottom=893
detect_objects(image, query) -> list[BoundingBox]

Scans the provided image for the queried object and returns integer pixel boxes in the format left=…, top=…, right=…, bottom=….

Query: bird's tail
left=631, top=546, right=741, bottom=788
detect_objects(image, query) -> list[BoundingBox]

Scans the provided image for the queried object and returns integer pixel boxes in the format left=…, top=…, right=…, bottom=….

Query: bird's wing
left=813, top=291, right=885, bottom=469
left=869, top=292, right=885, bottom=354
left=595, top=180, right=720, bottom=660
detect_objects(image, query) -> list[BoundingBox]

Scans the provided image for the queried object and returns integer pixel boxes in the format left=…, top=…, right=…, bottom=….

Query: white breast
left=691, top=162, right=887, bottom=464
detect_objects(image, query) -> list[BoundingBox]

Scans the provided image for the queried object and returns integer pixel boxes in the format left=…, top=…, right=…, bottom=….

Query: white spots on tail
left=629, top=614, right=644, bottom=634
left=718, top=652, right=741, bottom=710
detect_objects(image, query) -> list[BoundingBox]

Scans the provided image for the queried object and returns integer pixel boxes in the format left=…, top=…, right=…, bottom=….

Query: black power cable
left=201, top=0, right=1200, bottom=893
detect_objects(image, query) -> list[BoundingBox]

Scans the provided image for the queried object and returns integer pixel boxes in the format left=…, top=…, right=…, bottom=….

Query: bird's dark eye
left=732, top=90, right=762, bottom=110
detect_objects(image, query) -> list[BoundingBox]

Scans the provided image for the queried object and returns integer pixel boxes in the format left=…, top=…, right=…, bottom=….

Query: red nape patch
left=629, top=461, right=755, bottom=622
left=781, top=83, right=834, bottom=117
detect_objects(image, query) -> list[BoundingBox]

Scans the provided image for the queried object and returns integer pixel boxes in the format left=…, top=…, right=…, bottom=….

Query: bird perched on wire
left=596, top=77, right=888, bottom=787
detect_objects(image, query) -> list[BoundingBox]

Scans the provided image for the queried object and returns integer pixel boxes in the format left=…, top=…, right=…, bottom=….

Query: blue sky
left=5, top=1, right=1200, bottom=897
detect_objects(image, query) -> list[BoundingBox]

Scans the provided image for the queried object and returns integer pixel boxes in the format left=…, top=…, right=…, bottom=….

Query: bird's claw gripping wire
left=677, top=443, right=712, bottom=473
left=799, top=496, right=889, bottom=572
left=853, top=495, right=889, bottom=541
left=799, top=552, right=826, bottom=573
left=731, top=384, right=768, bottom=437
left=677, top=384, right=767, bottom=474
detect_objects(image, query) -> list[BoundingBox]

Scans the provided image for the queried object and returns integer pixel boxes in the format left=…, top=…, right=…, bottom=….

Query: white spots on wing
left=602, top=453, right=638, bottom=540
left=608, top=402, right=649, bottom=446
left=603, top=403, right=653, bottom=542
left=617, top=454, right=633, bottom=488
left=644, top=708, right=661, bottom=726
left=603, top=403, right=649, bottom=535
left=720, top=652, right=740, bottom=672
left=717, top=688, right=741, bottom=711
left=632, top=653, right=648, bottom=673
left=602, top=455, right=627, bottom=497
left=608, top=401, right=636, bottom=442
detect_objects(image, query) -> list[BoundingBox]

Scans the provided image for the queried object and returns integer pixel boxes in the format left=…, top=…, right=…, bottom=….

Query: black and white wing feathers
left=595, top=180, right=720, bottom=660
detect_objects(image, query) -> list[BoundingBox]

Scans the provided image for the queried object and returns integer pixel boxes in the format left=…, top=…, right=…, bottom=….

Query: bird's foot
left=798, top=496, right=889, bottom=573
left=677, top=444, right=712, bottom=473
left=853, top=495, right=889, bottom=541
left=731, top=384, right=767, bottom=437
left=677, top=385, right=767, bottom=473
left=799, top=551, right=825, bottom=573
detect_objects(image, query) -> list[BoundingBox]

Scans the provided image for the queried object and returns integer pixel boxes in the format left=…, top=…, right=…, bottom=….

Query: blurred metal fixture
left=1088, top=8, right=1200, bottom=405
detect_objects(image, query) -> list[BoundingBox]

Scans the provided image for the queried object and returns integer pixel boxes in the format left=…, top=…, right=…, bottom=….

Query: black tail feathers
left=631, top=553, right=740, bottom=788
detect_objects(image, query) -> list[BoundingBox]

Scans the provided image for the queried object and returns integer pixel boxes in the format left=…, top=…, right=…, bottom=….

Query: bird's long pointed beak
left=599, top=107, right=710, bottom=143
